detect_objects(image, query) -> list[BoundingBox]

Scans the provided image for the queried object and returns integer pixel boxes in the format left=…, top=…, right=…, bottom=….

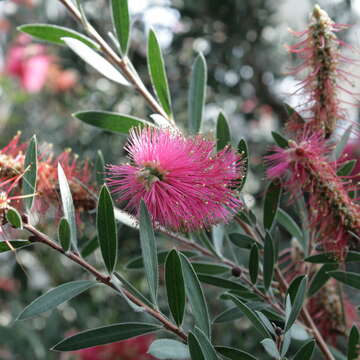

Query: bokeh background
left=0, top=0, right=359, bottom=359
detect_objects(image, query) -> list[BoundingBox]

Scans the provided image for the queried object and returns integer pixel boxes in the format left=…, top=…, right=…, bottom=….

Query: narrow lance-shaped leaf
left=228, top=295, right=271, bottom=338
left=6, top=207, right=22, bottom=229
left=188, top=53, right=207, bottom=133
left=249, top=244, right=259, bottom=284
left=188, top=332, right=205, bottom=360
left=17, top=280, right=96, bottom=320
left=261, top=338, right=281, bottom=359
left=308, top=263, right=338, bottom=297
left=111, top=0, right=130, bottom=55
left=58, top=163, right=77, bottom=251
left=74, top=111, right=152, bottom=134
left=293, top=339, right=315, bottom=360
left=148, top=339, right=190, bottom=360
left=216, top=112, right=231, bottom=151
left=328, top=271, right=360, bottom=290
left=179, top=253, right=211, bottom=337
left=337, top=160, right=356, bottom=177
left=271, top=131, right=289, bottom=149
left=347, top=325, right=359, bottom=360
left=238, top=138, right=248, bottom=192
left=147, top=29, right=172, bottom=117
left=0, top=241, right=30, bottom=253
left=52, top=322, right=161, bottom=351
left=263, top=231, right=275, bottom=291
left=263, top=179, right=282, bottom=230
left=334, top=125, right=352, bottom=159
left=165, top=250, right=186, bottom=327
left=58, top=217, right=71, bottom=252
left=276, top=208, right=304, bottom=243
left=62, top=37, right=130, bottom=86
left=139, top=201, right=159, bottom=306
left=285, top=275, right=307, bottom=332
left=192, top=327, right=218, bottom=360
left=97, top=185, right=118, bottom=274
left=215, top=346, right=257, bottom=360
left=305, top=251, right=360, bottom=264
left=23, top=135, right=37, bottom=210
left=18, top=24, right=99, bottom=49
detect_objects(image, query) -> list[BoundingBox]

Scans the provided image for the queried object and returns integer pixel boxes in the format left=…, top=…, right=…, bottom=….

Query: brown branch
left=23, top=223, right=187, bottom=341
left=57, top=0, right=173, bottom=124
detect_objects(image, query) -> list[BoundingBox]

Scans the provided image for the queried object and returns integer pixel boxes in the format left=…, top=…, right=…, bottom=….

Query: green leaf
left=148, top=339, right=190, bottom=359
left=188, top=332, right=205, bottom=360
left=194, top=231, right=219, bottom=257
left=334, top=125, right=352, bottom=159
left=305, top=251, right=360, bottom=264
left=0, top=240, right=30, bottom=253
left=348, top=325, right=359, bottom=360
left=271, top=131, right=289, bottom=149
left=238, top=138, right=249, bottom=192
left=188, top=53, right=207, bottom=133
left=58, top=163, right=77, bottom=251
left=179, top=253, right=210, bottom=337
left=198, top=274, right=248, bottom=292
left=255, top=311, right=276, bottom=336
left=111, top=0, right=130, bottom=55
left=263, top=232, right=275, bottom=291
left=58, top=217, right=71, bottom=252
left=308, top=263, right=338, bottom=297
left=126, top=250, right=196, bottom=269
left=52, top=322, right=161, bottom=351
left=215, top=346, right=257, bottom=360
left=249, top=244, right=259, bottom=284
left=228, top=295, right=271, bottom=338
left=6, top=208, right=22, bottom=229
left=95, top=150, right=105, bottom=185
left=284, top=103, right=305, bottom=124
left=337, top=160, right=357, bottom=177
left=18, top=24, right=98, bottom=49
left=192, top=262, right=229, bottom=275
left=293, top=339, right=315, bottom=360
left=281, top=328, right=291, bottom=357
left=139, top=201, right=159, bottom=305
left=62, top=37, right=130, bottom=86
left=276, top=208, right=303, bottom=243
left=23, top=135, right=37, bottom=210
left=229, top=233, right=258, bottom=249
left=17, top=281, right=96, bottom=320
left=74, top=111, right=152, bottom=134
left=216, top=112, right=231, bottom=151
left=261, top=338, right=280, bottom=359
left=165, top=250, right=185, bottom=327
left=285, top=275, right=307, bottom=332
left=286, top=275, right=304, bottom=303
left=328, top=271, right=360, bottom=290
left=97, top=185, right=118, bottom=274
left=263, top=180, right=282, bottom=231
left=81, top=237, right=99, bottom=258
left=147, top=29, right=172, bottom=117
left=193, top=327, right=218, bottom=360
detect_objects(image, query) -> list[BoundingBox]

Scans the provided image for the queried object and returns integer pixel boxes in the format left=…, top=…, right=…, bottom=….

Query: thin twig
left=23, top=223, right=187, bottom=341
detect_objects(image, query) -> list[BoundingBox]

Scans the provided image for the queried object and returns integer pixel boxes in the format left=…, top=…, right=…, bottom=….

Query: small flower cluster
left=0, top=134, right=96, bottom=217
left=107, top=127, right=243, bottom=232
left=287, top=5, right=354, bottom=138
left=266, top=132, right=360, bottom=257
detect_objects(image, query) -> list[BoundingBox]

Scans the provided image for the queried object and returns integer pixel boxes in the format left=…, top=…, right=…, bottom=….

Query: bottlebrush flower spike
left=287, top=5, right=354, bottom=138
left=266, top=132, right=360, bottom=257
left=107, top=127, right=243, bottom=232
left=0, top=132, right=25, bottom=179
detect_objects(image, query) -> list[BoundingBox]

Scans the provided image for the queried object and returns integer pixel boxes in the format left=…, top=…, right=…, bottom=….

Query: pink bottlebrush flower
left=107, top=127, right=242, bottom=232
left=286, top=5, right=355, bottom=138
left=0, top=132, right=25, bottom=179
left=5, top=35, right=52, bottom=93
left=74, top=334, right=156, bottom=360
left=265, top=132, right=360, bottom=257
left=47, top=64, right=78, bottom=92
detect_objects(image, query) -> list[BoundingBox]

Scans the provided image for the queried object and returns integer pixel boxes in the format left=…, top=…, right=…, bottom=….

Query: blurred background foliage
left=0, top=0, right=359, bottom=359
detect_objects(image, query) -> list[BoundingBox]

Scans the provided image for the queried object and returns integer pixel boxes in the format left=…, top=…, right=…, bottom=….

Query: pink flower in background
left=74, top=334, right=155, bottom=360
left=266, top=132, right=360, bottom=257
left=5, top=35, right=52, bottom=93
left=108, top=127, right=242, bottom=232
